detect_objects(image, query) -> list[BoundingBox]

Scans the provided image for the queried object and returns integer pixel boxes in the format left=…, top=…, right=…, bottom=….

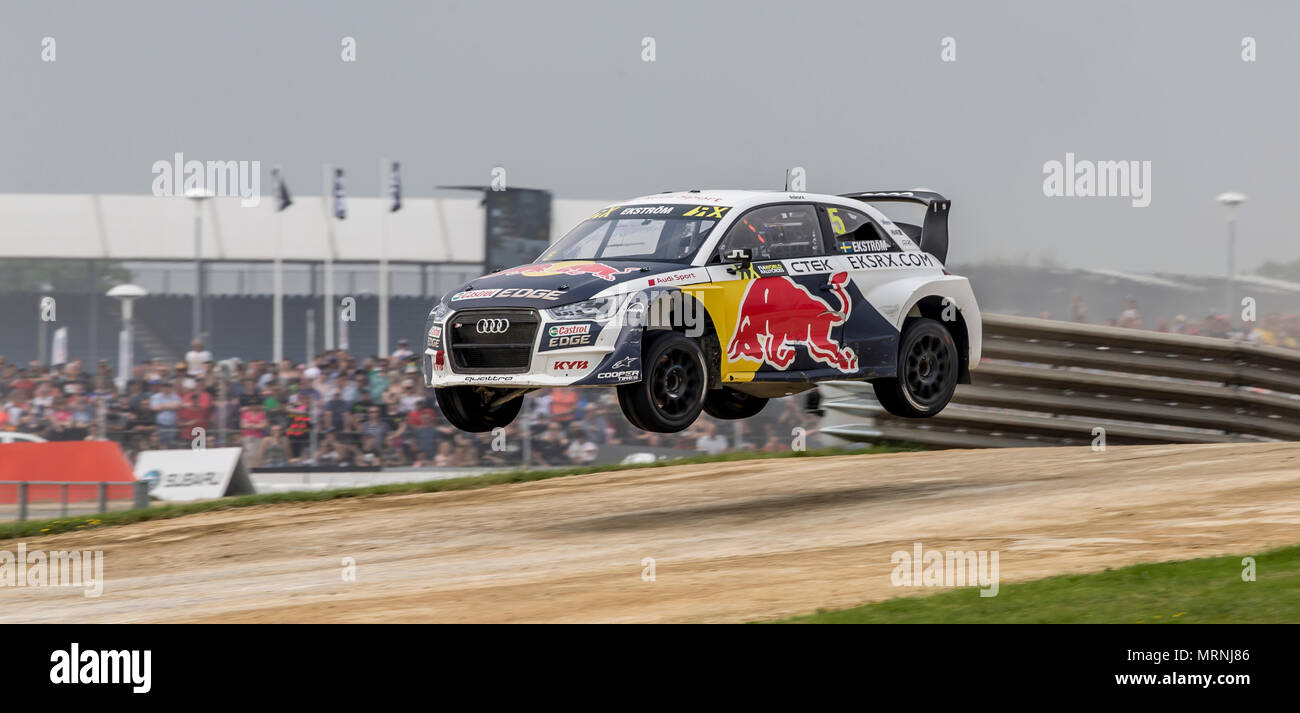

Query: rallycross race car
left=423, top=189, right=982, bottom=433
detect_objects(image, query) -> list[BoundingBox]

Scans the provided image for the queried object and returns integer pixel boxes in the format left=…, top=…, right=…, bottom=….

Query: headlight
left=544, top=296, right=623, bottom=321
left=426, top=303, right=450, bottom=349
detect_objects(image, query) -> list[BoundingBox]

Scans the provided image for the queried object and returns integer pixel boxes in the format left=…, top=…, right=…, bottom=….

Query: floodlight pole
left=1217, top=192, right=1247, bottom=325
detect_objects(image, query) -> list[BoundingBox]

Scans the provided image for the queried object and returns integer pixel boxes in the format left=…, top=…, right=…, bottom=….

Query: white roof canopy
left=0, top=194, right=610, bottom=263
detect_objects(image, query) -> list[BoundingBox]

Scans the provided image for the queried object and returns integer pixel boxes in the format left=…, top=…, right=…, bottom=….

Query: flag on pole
left=332, top=168, right=347, bottom=220
left=272, top=166, right=293, bottom=211
left=389, top=160, right=402, bottom=212
left=52, top=327, right=68, bottom=366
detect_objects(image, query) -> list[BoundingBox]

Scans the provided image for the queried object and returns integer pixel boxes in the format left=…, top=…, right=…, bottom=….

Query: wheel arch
left=904, top=294, right=973, bottom=385
left=647, top=289, right=724, bottom=390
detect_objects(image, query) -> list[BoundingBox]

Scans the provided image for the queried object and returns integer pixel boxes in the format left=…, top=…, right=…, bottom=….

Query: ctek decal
left=727, top=272, right=858, bottom=373
left=786, top=258, right=835, bottom=274
left=496, top=261, right=639, bottom=282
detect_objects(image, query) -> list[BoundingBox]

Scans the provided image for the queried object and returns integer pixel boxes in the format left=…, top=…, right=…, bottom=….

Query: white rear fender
left=864, top=274, right=982, bottom=367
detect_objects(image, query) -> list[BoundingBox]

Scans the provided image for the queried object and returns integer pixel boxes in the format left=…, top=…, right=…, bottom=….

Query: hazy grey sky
left=1, top=0, right=1296, bottom=274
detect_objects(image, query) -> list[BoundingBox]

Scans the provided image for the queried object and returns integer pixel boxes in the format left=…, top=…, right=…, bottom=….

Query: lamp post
left=1216, top=192, right=1247, bottom=324
left=107, top=284, right=148, bottom=393
left=186, top=188, right=213, bottom=345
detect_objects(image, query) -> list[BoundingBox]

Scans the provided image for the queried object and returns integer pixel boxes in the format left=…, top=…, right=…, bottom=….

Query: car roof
left=618, top=190, right=862, bottom=211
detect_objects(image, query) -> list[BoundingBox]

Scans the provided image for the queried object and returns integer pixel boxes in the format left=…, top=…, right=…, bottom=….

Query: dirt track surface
left=4, top=443, right=1300, bottom=623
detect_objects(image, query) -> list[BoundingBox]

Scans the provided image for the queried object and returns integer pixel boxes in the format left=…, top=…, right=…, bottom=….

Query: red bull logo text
left=726, top=272, right=858, bottom=373
left=496, top=261, right=639, bottom=282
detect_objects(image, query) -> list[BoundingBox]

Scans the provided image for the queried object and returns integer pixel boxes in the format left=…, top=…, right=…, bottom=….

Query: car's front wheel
left=873, top=318, right=959, bottom=418
left=702, top=387, right=768, bottom=420
left=617, top=331, right=707, bottom=433
left=435, top=386, right=523, bottom=432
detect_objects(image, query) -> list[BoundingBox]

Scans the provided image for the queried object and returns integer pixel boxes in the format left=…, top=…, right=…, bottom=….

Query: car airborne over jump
left=423, top=189, right=982, bottom=433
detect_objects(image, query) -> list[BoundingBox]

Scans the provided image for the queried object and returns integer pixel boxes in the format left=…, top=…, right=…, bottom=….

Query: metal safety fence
left=821, top=314, right=1300, bottom=449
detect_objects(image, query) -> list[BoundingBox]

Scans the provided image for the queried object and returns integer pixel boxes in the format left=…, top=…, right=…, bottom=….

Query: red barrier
left=0, top=442, right=137, bottom=503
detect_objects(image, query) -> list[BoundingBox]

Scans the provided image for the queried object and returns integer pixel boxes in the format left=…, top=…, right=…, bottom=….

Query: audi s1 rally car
left=423, top=189, right=982, bottom=433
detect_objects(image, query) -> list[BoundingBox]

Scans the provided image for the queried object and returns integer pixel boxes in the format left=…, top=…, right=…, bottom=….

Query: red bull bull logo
left=496, top=261, right=639, bottom=282
left=726, top=271, right=858, bottom=373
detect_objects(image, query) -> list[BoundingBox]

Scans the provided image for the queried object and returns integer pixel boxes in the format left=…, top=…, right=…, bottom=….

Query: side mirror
left=724, top=248, right=753, bottom=274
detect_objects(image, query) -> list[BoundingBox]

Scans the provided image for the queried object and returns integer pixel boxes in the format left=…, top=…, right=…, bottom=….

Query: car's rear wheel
left=873, top=318, right=959, bottom=418
left=702, top=387, right=768, bottom=420
left=617, top=331, right=707, bottom=433
left=435, top=386, right=523, bottom=432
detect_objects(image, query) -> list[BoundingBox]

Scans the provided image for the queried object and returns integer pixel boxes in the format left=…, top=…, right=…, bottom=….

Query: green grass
left=0, top=443, right=918, bottom=541
left=772, top=544, right=1300, bottom=623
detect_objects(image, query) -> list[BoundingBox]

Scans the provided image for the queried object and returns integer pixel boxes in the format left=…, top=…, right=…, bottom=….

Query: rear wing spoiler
left=840, top=191, right=950, bottom=264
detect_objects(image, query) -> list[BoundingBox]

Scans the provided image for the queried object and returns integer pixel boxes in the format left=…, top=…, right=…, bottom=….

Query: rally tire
left=617, top=331, right=708, bottom=433
left=434, top=386, right=523, bottom=433
left=873, top=318, right=959, bottom=418
left=617, top=388, right=651, bottom=432
left=702, top=387, right=768, bottom=420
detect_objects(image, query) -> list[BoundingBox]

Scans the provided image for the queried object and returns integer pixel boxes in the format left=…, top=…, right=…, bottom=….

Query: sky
left=0, top=0, right=1296, bottom=275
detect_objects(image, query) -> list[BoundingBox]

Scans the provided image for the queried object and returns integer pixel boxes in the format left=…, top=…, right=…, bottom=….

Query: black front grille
left=447, top=309, right=538, bottom=373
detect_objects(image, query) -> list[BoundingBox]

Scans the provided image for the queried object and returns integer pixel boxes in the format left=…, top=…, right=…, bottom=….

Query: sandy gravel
left=3, top=442, right=1299, bottom=623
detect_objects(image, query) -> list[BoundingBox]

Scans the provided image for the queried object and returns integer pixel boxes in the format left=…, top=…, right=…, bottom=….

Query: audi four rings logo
left=476, top=318, right=510, bottom=334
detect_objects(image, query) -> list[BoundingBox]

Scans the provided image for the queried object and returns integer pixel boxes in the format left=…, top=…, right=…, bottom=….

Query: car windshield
left=538, top=203, right=730, bottom=264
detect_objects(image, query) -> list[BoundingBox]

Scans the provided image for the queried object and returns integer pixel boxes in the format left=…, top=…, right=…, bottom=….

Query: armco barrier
left=0, top=441, right=138, bottom=503
left=0, top=480, right=151, bottom=521
left=820, top=314, right=1300, bottom=448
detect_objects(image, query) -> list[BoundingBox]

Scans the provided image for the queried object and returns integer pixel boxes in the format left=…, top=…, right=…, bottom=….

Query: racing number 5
left=826, top=207, right=847, bottom=236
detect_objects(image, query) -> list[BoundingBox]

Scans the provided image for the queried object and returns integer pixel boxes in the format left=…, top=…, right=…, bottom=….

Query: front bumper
left=423, top=307, right=641, bottom=388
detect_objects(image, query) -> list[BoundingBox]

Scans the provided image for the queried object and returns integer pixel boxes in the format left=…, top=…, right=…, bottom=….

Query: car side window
left=716, top=204, right=824, bottom=262
left=824, top=205, right=899, bottom=254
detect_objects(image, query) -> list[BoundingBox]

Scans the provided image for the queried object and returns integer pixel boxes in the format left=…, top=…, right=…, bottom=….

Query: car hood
left=442, top=259, right=690, bottom=309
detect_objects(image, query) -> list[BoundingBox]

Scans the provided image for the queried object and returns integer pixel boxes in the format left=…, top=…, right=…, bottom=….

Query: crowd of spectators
left=1061, top=296, right=1300, bottom=347
left=0, top=339, right=823, bottom=469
